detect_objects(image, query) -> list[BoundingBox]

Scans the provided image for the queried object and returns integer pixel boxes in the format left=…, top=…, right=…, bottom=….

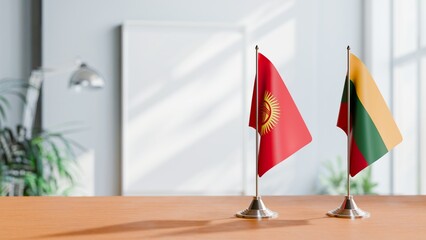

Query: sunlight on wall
left=173, top=31, right=243, bottom=79
left=240, top=0, right=294, bottom=31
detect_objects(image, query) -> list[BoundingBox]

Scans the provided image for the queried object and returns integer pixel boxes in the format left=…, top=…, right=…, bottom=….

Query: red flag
left=249, top=53, right=312, bottom=177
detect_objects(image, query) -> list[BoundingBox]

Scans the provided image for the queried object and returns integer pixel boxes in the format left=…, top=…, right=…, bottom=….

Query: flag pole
left=326, top=46, right=369, bottom=219
left=346, top=46, right=351, bottom=198
left=236, top=45, right=277, bottom=219
left=255, top=45, right=259, bottom=198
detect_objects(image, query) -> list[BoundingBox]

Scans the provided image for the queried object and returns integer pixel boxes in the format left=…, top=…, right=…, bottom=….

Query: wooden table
left=1, top=196, right=425, bottom=239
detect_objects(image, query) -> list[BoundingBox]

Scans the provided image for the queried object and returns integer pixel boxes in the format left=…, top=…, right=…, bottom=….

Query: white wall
left=0, top=0, right=32, bottom=127
left=42, top=0, right=363, bottom=195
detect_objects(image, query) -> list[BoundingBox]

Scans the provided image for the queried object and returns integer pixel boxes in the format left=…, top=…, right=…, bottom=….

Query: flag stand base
left=236, top=196, right=278, bottom=219
left=327, top=195, right=370, bottom=219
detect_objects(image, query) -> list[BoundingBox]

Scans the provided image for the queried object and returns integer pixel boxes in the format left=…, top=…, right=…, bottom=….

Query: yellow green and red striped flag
left=337, top=53, right=402, bottom=177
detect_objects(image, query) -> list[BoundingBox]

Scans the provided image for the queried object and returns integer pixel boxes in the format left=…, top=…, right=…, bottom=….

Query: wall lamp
left=22, top=61, right=105, bottom=136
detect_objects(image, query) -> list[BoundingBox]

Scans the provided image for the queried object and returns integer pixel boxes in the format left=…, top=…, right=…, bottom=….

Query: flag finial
left=255, top=45, right=259, bottom=50
left=347, top=45, right=351, bottom=50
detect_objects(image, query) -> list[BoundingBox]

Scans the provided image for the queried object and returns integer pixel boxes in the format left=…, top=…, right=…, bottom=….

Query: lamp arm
left=22, top=71, right=43, bottom=137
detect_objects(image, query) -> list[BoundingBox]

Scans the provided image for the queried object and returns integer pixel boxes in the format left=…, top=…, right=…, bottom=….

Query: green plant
left=318, top=156, right=378, bottom=195
left=0, top=78, right=81, bottom=196
left=0, top=125, right=82, bottom=196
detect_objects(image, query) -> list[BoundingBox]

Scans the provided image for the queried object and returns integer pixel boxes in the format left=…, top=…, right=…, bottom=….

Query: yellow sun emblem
left=260, top=91, right=280, bottom=135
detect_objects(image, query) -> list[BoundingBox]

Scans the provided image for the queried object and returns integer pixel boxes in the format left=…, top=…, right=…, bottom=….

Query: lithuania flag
left=337, top=53, right=402, bottom=177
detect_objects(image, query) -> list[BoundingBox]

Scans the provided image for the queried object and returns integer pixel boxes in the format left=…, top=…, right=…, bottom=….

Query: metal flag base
left=236, top=196, right=278, bottom=219
left=327, top=195, right=370, bottom=219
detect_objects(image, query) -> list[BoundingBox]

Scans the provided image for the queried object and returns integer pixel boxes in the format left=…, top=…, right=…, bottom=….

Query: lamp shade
left=69, top=63, right=104, bottom=90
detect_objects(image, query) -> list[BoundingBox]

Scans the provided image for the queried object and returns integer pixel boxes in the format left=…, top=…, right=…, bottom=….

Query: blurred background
left=0, top=0, right=424, bottom=196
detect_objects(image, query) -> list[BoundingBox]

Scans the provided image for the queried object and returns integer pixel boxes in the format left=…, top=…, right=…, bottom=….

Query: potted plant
left=318, top=156, right=378, bottom=195
left=0, top=79, right=80, bottom=196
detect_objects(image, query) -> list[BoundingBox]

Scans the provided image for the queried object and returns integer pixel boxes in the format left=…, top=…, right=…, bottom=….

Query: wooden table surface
left=1, top=195, right=425, bottom=239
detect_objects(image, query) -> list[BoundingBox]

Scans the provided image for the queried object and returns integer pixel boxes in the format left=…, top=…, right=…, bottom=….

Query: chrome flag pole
left=236, top=45, right=277, bottom=219
left=327, top=46, right=369, bottom=219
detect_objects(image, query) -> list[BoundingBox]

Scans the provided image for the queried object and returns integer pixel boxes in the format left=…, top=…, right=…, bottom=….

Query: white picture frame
left=121, top=21, right=249, bottom=195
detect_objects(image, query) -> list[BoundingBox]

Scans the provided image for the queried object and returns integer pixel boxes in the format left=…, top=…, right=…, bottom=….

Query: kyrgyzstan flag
left=249, top=53, right=312, bottom=177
